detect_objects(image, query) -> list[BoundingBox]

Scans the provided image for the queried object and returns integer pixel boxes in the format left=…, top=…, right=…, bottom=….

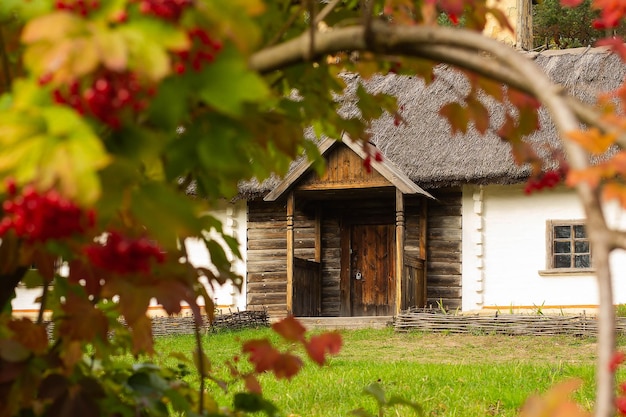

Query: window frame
left=542, top=219, right=594, bottom=275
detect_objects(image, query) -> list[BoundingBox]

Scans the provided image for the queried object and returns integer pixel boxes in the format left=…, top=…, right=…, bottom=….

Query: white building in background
left=12, top=199, right=248, bottom=317
left=462, top=185, right=626, bottom=313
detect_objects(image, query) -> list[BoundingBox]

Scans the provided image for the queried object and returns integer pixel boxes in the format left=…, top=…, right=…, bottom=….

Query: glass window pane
left=555, top=255, right=571, bottom=268
left=575, top=241, right=590, bottom=253
left=574, top=225, right=586, bottom=238
left=575, top=255, right=591, bottom=268
left=554, top=241, right=571, bottom=254
left=554, top=226, right=571, bottom=239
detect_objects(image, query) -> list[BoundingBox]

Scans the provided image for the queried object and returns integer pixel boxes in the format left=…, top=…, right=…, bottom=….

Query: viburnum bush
left=1, top=0, right=626, bottom=416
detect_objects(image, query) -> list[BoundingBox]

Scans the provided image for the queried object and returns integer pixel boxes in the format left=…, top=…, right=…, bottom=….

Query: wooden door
left=349, top=224, right=396, bottom=316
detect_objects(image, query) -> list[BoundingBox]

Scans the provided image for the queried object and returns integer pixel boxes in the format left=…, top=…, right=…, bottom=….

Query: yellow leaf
left=21, top=11, right=86, bottom=43
left=94, top=29, right=128, bottom=72
left=567, top=128, right=616, bottom=155
left=519, top=379, right=590, bottom=417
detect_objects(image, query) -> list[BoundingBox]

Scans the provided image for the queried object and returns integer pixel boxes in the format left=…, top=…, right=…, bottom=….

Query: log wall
left=426, top=188, right=462, bottom=310
left=247, top=187, right=463, bottom=317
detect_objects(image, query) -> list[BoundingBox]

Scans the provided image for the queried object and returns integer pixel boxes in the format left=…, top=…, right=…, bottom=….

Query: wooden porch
left=297, top=316, right=393, bottom=330
left=292, top=253, right=427, bottom=317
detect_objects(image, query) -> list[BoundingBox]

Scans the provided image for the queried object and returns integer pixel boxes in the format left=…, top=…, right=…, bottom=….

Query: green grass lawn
left=141, top=328, right=624, bottom=416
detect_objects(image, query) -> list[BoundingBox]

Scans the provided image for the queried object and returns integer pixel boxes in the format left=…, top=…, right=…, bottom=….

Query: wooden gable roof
left=264, top=134, right=434, bottom=201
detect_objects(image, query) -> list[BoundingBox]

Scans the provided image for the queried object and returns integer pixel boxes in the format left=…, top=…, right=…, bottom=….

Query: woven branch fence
left=394, top=308, right=626, bottom=336
left=45, top=309, right=269, bottom=339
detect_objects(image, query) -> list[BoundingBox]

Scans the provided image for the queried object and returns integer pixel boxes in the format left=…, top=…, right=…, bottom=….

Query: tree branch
left=250, top=21, right=618, bottom=415
left=0, top=23, right=11, bottom=92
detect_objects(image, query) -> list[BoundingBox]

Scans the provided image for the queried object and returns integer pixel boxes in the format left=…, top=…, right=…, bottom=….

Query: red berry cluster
left=611, top=351, right=626, bottom=414
left=136, top=0, right=193, bottom=21
left=0, top=182, right=95, bottom=242
left=52, top=71, right=151, bottom=129
left=85, top=231, right=165, bottom=275
left=55, top=0, right=100, bottom=16
left=524, top=168, right=568, bottom=195
left=173, top=28, right=223, bottom=74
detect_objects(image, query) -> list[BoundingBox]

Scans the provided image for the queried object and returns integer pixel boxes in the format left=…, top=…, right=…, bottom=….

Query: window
left=547, top=221, right=591, bottom=270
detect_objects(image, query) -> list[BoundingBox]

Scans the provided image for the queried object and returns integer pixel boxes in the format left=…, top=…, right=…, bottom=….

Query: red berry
left=617, top=396, right=626, bottom=415
left=85, top=231, right=165, bottom=275
left=4, top=178, right=17, bottom=196
left=0, top=185, right=95, bottom=242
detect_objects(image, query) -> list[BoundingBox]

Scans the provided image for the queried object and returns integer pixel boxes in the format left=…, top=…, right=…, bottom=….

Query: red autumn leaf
left=472, top=75, right=504, bottom=102
left=438, top=0, right=464, bottom=22
left=508, top=88, right=540, bottom=110
left=101, top=279, right=151, bottom=325
left=305, top=332, right=343, bottom=366
left=131, top=315, right=154, bottom=356
left=8, top=318, right=48, bottom=355
left=439, top=102, right=469, bottom=135
left=243, top=374, right=262, bottom=394
left=602, top=183, right=626, bottom=208
left=596, top=37, right=626, bottom=61
left=467, top=96, right=489, bottom=134
left=68, top=259, right=103, bottom=297
left=519, top=378, right=590, bottom=417
left=518, top=107, right=540, bottom=136
left=272, top=353, right=303, bottom=380
left=560, top=0, right=584, bottom=6
left=242, top=339, right=280, bottom=373
left=271, top=316, right=306, bottom=343
left=58, top=294, right=108, bottom=342
left=611, top=351, right=625, bottom=372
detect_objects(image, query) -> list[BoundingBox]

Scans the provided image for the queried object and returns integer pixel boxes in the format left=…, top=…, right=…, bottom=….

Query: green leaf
left=119, top=19, right=189, bottom=81
left=130, top=182, right=204, bottom=247
left=197, top=45, right=269, bottom=116
left=233, top=393, right=279, bottom=416
left=0, top=339, right=30, bottom=362
left=387, top=396, right=425, bottom=416
left=363, top=382, right=386, bottom=406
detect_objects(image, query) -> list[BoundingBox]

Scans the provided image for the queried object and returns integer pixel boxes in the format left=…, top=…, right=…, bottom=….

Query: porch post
left=395, top=189, right=405, bottom=315
left=420, top=199, right=428, bottom=306
left=286, top=192, right=295, bottom=315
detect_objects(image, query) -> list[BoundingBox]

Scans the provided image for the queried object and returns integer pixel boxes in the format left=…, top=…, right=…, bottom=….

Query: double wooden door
left=341, top=223, right=396, bottom=316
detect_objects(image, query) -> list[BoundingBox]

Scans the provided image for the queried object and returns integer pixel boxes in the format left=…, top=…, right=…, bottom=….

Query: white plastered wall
left=462, top=184, right=626, bottom=312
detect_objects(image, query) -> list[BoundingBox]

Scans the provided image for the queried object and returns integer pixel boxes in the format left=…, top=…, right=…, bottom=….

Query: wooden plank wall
left=319, top=197, right=397, bottom=316
left=247, top=199, right=317, bottom=316
left=426, top=188, right=462, bottom=310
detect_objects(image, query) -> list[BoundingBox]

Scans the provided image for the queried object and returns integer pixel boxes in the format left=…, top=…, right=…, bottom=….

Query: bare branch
left=266, top=3, right=305, bottom=47
left=250, top=22, right=618, bottom=415
left=0, top=23, right=12, bottom=92
left=315, top=0, right=342, bottom=24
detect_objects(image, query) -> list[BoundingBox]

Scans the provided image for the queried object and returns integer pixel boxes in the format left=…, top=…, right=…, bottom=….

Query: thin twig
left=266, top=3, right=305, bottom=47
left=36, top=283, right=48, bottom=325
left=306, top=0, right=316, bottom=61
left=0, top=24, right=12, bottom=92
left=194, top=320, right=206, bottom=415
left=315, top=0, right=342, bottom=24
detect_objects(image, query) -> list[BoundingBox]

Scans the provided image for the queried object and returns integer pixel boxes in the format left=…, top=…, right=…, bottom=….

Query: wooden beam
left=419, top=199, right=428, bottom=307
left=395, top=188, right=405, bottom=316
left=314, top=207, right=321, bottom=263
left=286, top=192, right=295, bottom=315
left=339, top=219, right=351, bottom=317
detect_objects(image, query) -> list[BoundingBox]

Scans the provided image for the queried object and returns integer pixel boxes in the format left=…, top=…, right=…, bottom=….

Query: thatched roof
left=239, top=46, right=626, bottom=197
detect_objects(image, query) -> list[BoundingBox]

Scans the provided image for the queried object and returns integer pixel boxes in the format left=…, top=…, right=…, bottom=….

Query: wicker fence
left=45, top=309, right=269, bottom=339
left=394, top=308, right=626, bottom=336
